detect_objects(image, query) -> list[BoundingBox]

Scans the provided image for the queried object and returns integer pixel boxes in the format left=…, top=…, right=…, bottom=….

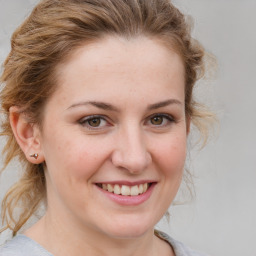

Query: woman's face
left=39, top=36, right=188, bottom=238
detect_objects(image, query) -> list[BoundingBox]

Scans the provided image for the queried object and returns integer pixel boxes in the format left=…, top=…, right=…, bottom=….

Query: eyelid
left=78, top=113, right=175, bottom=131
left=145, top=113, right=175, bottom=126
left=78, top=115, right=111, bottom=130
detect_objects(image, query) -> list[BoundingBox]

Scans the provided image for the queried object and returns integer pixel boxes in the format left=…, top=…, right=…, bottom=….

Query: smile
left=96, top=183, right=150, bottom=196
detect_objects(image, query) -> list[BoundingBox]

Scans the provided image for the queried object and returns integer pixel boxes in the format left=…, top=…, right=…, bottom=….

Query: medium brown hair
left=0, top=0, right=213, bottom=235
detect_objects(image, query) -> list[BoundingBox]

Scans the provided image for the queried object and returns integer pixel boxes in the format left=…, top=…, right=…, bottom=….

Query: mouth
left=96, top=183, right=153, bottom=196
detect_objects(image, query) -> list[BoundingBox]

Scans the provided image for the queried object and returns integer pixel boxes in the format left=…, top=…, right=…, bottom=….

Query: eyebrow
left=67, top=99, right=182, bottom=111
left=147, top=99, right=182, bottom=110
left=67, top=101, right=119, bottom=111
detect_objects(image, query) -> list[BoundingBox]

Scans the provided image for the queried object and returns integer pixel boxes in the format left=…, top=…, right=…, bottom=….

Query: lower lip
left=96, top=183, right=156, bottom=206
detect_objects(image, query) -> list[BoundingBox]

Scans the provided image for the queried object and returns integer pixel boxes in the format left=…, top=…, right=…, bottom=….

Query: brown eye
left=79, top=115, right=109, bottom=130
left=88, top=118, right=101, bottom=127
left=147, top=114, right=174, bottom=127
left=150, top=116, right=163, bottom=125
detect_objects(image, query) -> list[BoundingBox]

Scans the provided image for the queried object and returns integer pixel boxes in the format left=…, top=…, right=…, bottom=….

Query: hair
left=0, top=0, right=214, bottom=236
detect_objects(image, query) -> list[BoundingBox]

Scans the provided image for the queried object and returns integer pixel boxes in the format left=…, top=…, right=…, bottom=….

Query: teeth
left=143, top=183, right=148, bottom=193
left=114, top=184, right=121, bottom=195
left=121, top=185, right=130, bottom=196
left=131, top=185, right=139, bottom=196
left=101, top=183, right=150, bottom=196
left=139, top=184, right=143, bottom=194
left=107, top=184, right=113, bottom=193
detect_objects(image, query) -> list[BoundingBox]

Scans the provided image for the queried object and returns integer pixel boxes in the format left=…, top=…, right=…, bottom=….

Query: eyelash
left=78, top=115, right=109, bottom=130
left=78, top=113, right=175, bottom=130
left=146, top=113, right=175, bottom=127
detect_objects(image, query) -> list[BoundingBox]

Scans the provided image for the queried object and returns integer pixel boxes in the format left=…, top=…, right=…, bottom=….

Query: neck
left=24, top=212, right=173, bottom=256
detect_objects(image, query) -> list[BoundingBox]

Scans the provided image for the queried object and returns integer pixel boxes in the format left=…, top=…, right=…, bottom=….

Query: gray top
left=0, top=230, right=208, bottom=256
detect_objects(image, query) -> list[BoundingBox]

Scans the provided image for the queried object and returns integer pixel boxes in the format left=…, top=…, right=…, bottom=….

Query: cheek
left=153, top=134, right=187, bottom=177
left=43, top=133, right=110, bottom=182
left=43, top=135, right=110, bottom=208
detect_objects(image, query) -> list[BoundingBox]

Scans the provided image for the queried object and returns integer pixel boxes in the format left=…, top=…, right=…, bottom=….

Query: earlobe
left=9, top=106, right=44, bottom=163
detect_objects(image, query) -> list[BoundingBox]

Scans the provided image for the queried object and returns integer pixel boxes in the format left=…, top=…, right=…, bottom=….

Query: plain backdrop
left=0, top=1, right=256, bottom=256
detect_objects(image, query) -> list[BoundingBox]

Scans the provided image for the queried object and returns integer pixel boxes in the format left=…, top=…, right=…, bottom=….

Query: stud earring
left=30, top=153, right=39, bottom=159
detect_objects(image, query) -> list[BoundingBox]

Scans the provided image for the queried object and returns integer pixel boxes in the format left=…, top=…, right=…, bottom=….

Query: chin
left=99, top=215, right=155, bottom=239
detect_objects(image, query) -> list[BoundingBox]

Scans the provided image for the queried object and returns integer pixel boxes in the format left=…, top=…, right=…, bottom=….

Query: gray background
left=0, top=1, right=256, bottom=256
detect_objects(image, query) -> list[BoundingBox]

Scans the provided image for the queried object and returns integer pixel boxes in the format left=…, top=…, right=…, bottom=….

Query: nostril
left=111, top=134, right=151, bottom=173
left=112, top=149, right=152, bottom=173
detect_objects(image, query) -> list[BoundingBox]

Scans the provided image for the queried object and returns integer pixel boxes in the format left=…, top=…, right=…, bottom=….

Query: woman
left=0, top=0, right=213, bottom=255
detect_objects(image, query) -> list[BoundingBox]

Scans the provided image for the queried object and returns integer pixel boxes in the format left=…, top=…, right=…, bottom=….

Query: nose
left=111, top=126, right=152, bottom=174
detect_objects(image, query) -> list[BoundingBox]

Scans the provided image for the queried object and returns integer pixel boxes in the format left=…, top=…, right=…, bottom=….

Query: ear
left=9, top=106, right=44, bottom=164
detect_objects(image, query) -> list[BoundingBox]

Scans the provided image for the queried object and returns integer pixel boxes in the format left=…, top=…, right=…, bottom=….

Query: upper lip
left=95, top=180, right=157, bottom=186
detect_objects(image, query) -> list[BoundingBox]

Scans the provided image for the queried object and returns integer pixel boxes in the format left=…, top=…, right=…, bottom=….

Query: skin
left=11, top=36, right=188, bottom=256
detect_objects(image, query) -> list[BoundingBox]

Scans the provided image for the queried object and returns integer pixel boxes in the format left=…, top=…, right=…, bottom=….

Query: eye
left=88, top=117, right=102, bottom=127
left=151, top=116, right=164, bottom=125
left=79, top=115, right=108, bottom=129
left=147, top=114, right=175, bottom=127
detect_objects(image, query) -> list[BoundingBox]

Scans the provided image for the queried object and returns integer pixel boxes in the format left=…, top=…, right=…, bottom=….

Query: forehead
left=52, top=36, right=185, bottom=104
left=57, top=35, right=184, bottom=76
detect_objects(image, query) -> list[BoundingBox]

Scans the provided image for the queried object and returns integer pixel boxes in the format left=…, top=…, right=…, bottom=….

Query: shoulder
left=0, top=235, right=53, bottom=256
left=155, top=230, right=210, bottom=256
